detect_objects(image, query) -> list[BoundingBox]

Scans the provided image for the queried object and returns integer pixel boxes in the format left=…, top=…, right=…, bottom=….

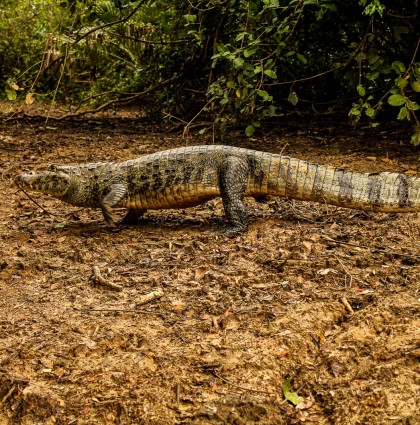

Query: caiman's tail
left=251, top=153, right=420, bottom=212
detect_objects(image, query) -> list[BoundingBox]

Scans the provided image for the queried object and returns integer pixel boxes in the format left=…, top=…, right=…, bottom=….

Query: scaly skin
left=15, top=145, right=420, bottom=233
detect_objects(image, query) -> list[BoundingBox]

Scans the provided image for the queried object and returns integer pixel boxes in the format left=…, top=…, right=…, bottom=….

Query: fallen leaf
left=282, top=379, right=301, bottom=406
left=194, top=266, right=208, bottom=280
left=318, top=268, right=337, bottom=275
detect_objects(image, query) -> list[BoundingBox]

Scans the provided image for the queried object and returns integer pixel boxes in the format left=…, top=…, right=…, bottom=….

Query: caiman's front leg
left=101, top=183, right=127, bottom=225
left=220, top=156, right=249, bottom=235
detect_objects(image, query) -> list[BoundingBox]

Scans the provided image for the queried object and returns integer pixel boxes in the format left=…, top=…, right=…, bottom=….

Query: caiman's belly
left=121, top=186, right=222, bottom=210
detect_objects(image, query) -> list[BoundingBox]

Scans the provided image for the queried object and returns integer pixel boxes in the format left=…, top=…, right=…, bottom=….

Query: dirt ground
left=0, top=112, right=419, bottom=424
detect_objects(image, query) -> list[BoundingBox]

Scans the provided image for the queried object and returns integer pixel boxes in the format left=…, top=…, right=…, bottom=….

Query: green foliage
left=282, top=378, right=301, bottom=406
left=0, top=0, right=419, bottom=141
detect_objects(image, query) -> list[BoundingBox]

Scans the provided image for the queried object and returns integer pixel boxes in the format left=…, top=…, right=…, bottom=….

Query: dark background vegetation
left=0, top=0, right=419, bottom=141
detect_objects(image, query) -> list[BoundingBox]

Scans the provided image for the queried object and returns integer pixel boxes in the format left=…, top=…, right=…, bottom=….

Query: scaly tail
left=255, top=154, right=420, bottom=212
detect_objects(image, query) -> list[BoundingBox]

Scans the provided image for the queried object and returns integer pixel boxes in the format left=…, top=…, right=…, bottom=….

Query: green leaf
left=256, top=89, right=271, bottom=100
left=183, top=14, right=196, bottom=24
left=288, top=90, right=298, bottom=106
left=365, top=107, right=375, bottom=117
left=282, top=379, right=301, bottom=406
left=397, top=78, right=409, bottom=88
left=5, top=88, right=17, bottom=101
left=391, top=61, right=406, bottom=73
left=357, top=85, right=366, bottom=96
left=406, top=100, right=419, bottom=111
left=366, top=71, right=380, bottom=81
left=296, top=53, right=307, bottom=64
left=233, top=57, right=244, bottom=68
left=264, top=69, right=277, bottom=79
left=411, top=81, right=420, bottom=92
left=321, top=3, right=337, bottom=11
left=285, top=391, right=301, bottom=406
left=397, top=106, right=407, bottom=120
left=368, top=53, right=380, bottom=64
left=244, top=48, right=257, bottom=58
left=410, top=132, right=420, bottom=146
left=262, top=105, right=277, bottom=117
left=387, top=94, right=406, bottom=106
left=245, top=125, right=255, bottom=137
left=252, top=121, right=261, bottom=127
left=53, top=222, right=68, bottom=229
left=235, top=32, right=248, bottom=42
left=355, top=52, right=366, bottom=63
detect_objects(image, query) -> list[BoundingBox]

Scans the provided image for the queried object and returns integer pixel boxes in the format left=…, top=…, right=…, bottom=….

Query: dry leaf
left=25, top=92, right=35, bottom=105
left=194, top=266, right=208, bottom=280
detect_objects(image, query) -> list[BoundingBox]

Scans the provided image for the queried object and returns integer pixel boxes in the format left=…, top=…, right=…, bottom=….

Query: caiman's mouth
left=15, top=171, right=70, bottom=197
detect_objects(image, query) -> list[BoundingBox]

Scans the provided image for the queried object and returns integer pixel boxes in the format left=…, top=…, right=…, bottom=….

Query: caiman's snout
left=15, top=170, right=70, bottom=197
left=15, top=173, right=36, bottom=189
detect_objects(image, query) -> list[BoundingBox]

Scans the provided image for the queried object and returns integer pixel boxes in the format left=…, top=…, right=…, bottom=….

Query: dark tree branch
left=75, top=0, right=147, bottom=44
left=52, top=73, right=182, bottom=120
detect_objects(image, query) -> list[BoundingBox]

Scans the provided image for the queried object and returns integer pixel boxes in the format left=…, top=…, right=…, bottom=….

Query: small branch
left=111, top=30, right=189, bottom=45
left=341, top=297, right=354, bottom=315
left=84, top=308, right=163, bottom=316
left=321, top=234, right=420, bottom=261
left=182, top=96, right=215, bottom=138
left=49, top=74, right=182, bottom=120
left=136, top=289, right=164, bottom=306
left=175, top=384, right=181, bottom=406
left=90, top=266, right=122, bottom=291
left=1, top=385, right=16, bottom=403
left=75, top=1, right=147, bottom=44
left=17, top=189, right=60, bottom=217
left=206, top=369, right=275, bottom=396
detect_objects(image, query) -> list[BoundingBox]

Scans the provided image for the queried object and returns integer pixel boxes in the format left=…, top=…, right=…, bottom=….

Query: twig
left=83, top=308, right=163, bottom=316
left=182, top=97, right=215, bottom=139
left=175, top=384, right=180, bottom=406
left=207, top=369, right=275, bottom=396
left=333, top=254, right=353, bottom=288
left=321, top=233, right=420, bottom=261
left=111, top=30, right=189, bottom=45
left=341, top=297, right=354, bottom=315
left=90, top=266, right=122, bottom=291
left=75, top=1, right=147, bottom=44
left=136, top=289, right=164, bottom=306
left=1, top=385, right=16, bottom=403
left=51, top=74, right=182, bottom=120
left=17, top=188, right=60, bottom=216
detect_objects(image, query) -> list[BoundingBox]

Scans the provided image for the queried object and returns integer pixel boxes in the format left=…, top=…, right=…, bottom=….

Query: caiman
left=15, top=145, right=420, bottom=233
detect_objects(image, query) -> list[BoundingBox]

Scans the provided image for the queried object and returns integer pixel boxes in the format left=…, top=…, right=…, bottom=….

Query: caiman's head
left=15, top=165, right=72, bottom=198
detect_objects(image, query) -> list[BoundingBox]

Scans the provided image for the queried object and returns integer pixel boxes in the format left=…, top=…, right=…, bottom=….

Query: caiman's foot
left=220, top=223, right=247, bottom=237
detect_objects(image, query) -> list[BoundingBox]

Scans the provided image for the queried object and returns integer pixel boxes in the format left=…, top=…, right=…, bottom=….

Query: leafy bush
left=1, top=0, right=419, bottom=141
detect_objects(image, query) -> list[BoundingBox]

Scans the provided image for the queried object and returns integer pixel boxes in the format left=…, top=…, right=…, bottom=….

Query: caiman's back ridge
left=15, top=145, right=420, bottom=233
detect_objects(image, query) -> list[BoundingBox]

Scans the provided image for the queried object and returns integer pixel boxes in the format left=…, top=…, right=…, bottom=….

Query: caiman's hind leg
left=119, top=209, right=147, bottom=225
left=220, top=156, right=249, bottom=235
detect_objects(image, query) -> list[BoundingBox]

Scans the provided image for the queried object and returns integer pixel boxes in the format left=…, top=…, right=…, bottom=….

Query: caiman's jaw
left=15, top=169, right=71, bottom=197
